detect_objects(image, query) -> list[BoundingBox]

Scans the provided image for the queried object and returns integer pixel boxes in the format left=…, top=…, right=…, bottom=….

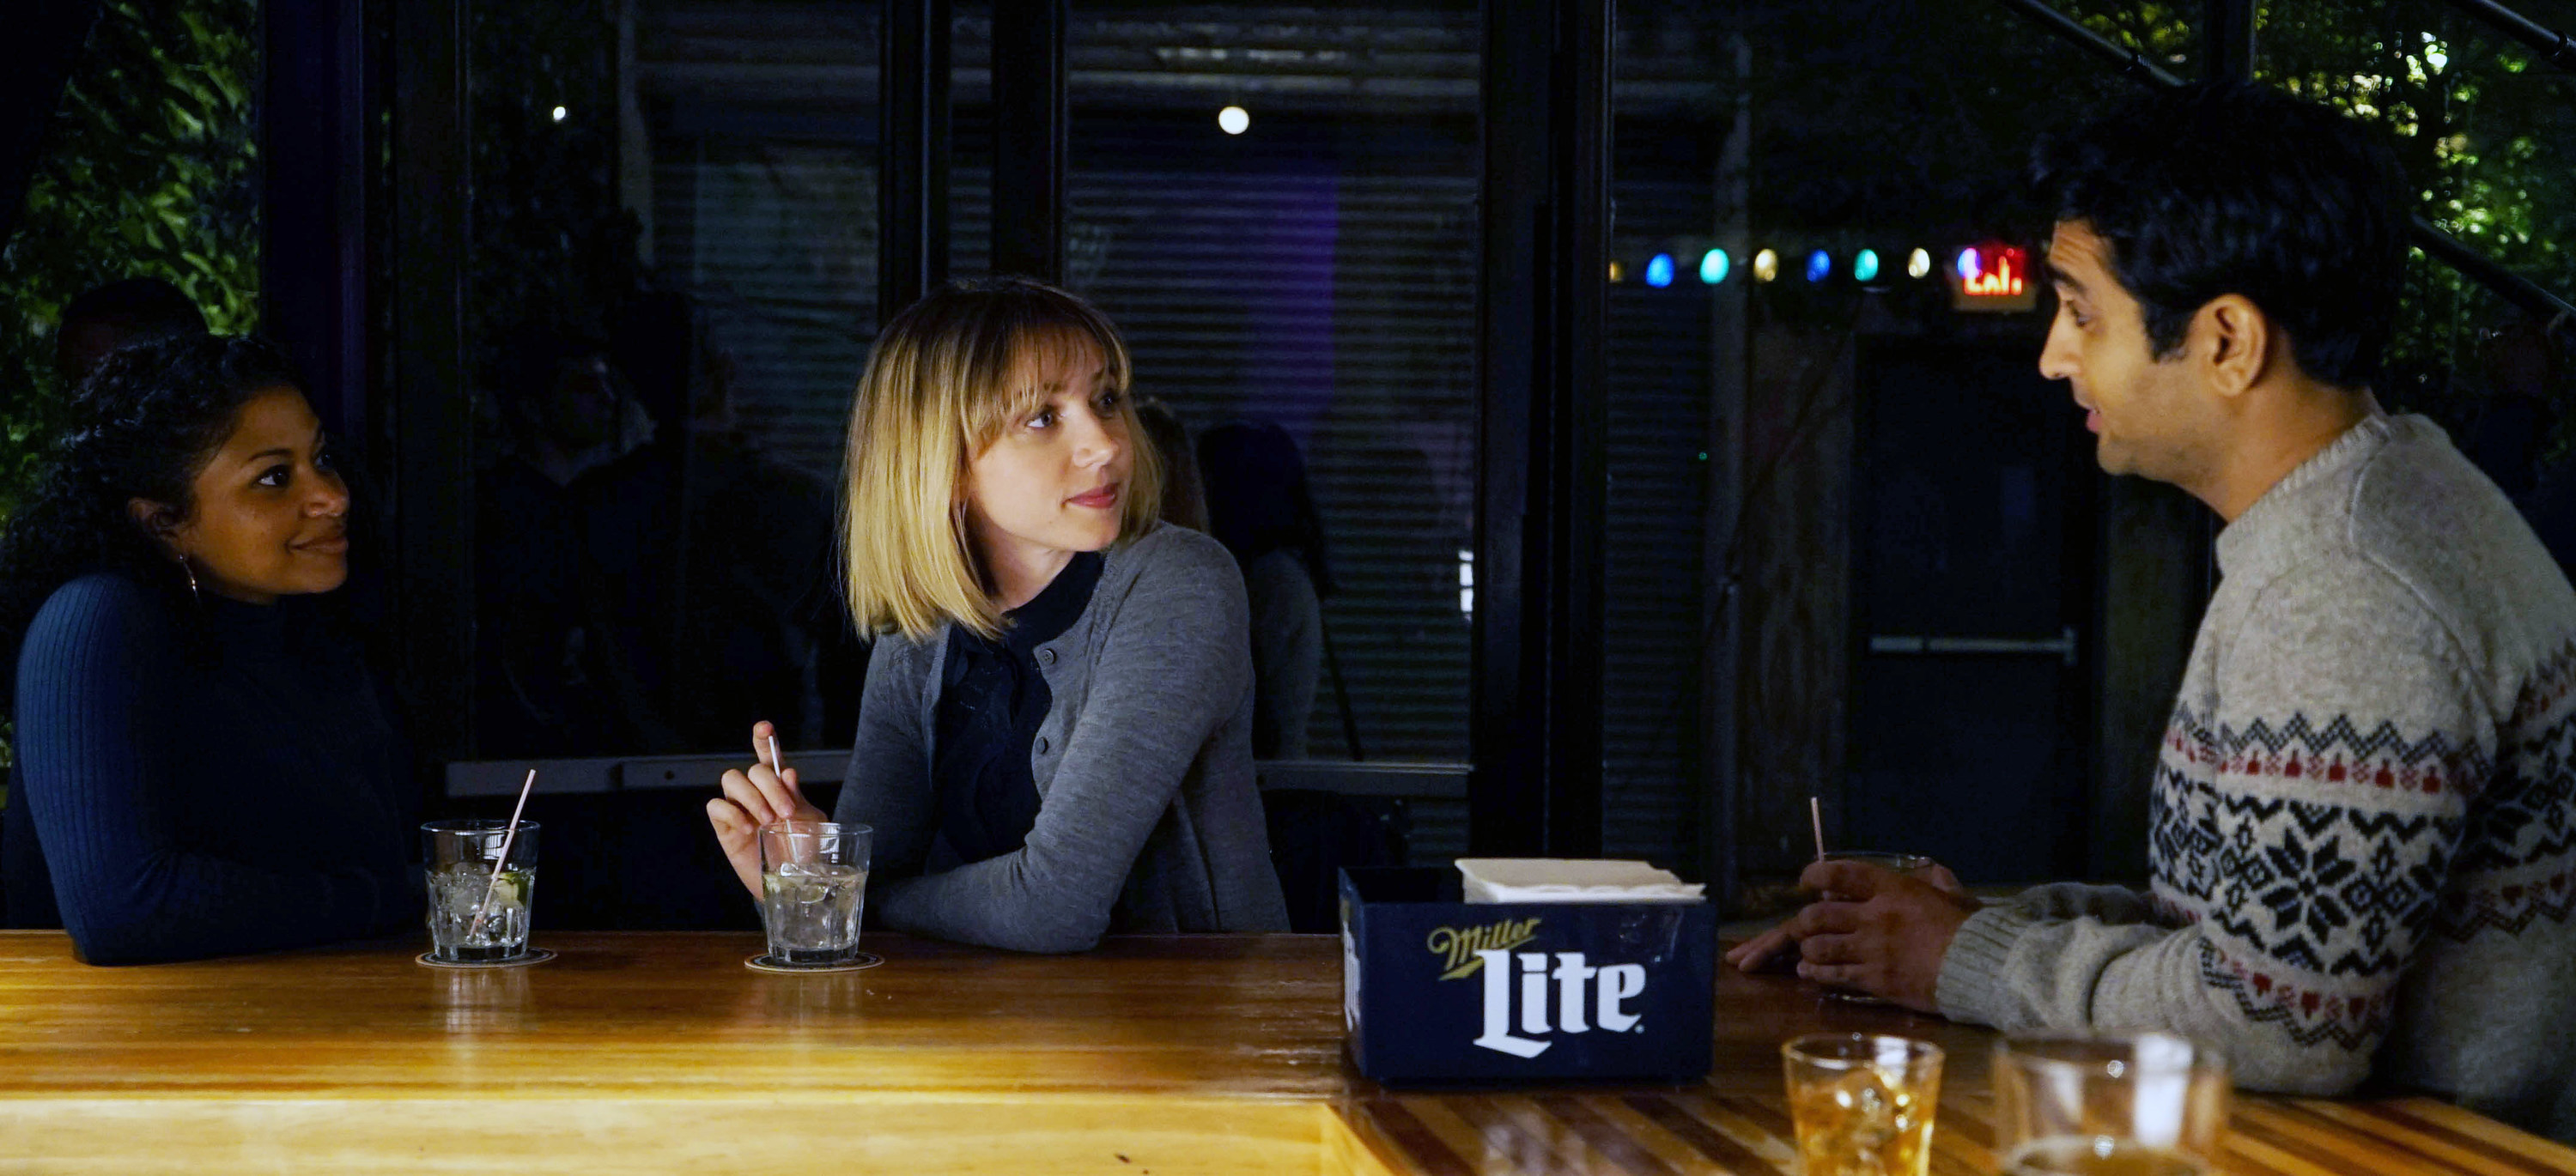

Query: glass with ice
left=1782, top=1033, right=1943, bottom=1176
left=422, top=819, right=540, bottom=963
left=758, top=821, right=872, bottom=967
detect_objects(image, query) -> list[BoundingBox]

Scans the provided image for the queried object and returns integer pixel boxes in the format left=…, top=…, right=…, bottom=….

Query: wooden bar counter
left=1, top=930, right=2568, bottom=1174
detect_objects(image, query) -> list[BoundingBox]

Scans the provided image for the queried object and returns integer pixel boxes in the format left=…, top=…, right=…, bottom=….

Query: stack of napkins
left=1455, top=858, right=1706, bottom=904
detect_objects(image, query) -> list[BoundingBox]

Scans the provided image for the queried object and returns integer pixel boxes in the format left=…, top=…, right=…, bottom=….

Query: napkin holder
left=1338, top=866, right=1715, bottom=1086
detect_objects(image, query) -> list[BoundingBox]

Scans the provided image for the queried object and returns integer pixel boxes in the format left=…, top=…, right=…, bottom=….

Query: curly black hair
left=2030, top=82, right=2410, bottom=392
left=0, top=334, right=307, bottom=712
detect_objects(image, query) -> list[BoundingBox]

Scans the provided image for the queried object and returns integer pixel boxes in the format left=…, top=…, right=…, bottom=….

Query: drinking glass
left=757, top=821, right=872, bottom=967
left=1992, top=1033, right=2230, bottom=1176
left=1782, top=1033, right=1943, bottom=1176
left=422, top=819, right=540, bottom=963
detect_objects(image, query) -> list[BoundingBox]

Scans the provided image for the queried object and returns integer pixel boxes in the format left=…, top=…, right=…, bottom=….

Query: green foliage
left=0, top=0, right=262, bottom=518
left=2257, top=1, right=2576, bottom=440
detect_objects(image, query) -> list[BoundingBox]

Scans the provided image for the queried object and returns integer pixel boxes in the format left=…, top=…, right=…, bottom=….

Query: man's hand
left=1783, top=859, right=1980, bottom=1012
left=1725, top=861, right=1971, bottom=974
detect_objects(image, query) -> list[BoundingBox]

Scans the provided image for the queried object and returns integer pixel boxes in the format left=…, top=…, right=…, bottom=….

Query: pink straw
left=468, top=768, right=538, bottom=938
left=1809, top=796, right=1826, bottom=862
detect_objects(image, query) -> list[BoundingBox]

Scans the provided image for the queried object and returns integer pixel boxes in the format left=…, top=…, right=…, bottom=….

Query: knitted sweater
left=3, top=573, right=417, bottom=963
left=1937, top=414, right=2576, bottom=1143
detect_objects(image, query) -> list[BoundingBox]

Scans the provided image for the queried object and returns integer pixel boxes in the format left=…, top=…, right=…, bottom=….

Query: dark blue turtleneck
left=1, top=573, right=417, bottom=964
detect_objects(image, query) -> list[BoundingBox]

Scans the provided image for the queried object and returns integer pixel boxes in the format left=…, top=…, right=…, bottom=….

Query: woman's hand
left=705, top=720, right=829, bottom=900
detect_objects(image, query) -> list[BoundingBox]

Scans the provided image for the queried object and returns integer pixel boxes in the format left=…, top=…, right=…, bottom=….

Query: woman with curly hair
left=0, top=334, right=416, bottom=964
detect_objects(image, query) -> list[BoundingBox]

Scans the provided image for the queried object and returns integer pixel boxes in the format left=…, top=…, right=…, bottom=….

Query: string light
left=1698, top=249, right=1730, bottom=285
left=1218, top=106, right=1251, bottom=135
left=1753, top=249, right=1779, bottom=282
left=1853, top=249, right=1881, bottom=282
left=1645, top=253, right=1676, bottom=288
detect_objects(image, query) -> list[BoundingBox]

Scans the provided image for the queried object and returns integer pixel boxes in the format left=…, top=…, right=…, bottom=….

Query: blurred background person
left=2464, top=315, right=2576, bottom=579
left=1199, top=419, right=1400, bottom=932
left=1135, top=397, right=1208, bottom=532
left=52, top=276, right=208, bottom=388
left=1198, top=420, right=1330, bottom=760
left=472, top=327, right=659, bottom=757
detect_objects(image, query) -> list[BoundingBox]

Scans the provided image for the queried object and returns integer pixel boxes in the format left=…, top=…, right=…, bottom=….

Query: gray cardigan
left=834, top=523, right=1290, bottom=951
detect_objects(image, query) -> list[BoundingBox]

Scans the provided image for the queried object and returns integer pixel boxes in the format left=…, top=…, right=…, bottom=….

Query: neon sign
left=1958, top=246, right=2026, bottom=297
left=1949, top=241, right=2036, bottom=312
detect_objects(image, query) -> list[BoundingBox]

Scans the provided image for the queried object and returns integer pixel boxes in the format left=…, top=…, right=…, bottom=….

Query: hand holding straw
left=767, top=733, right=814, bottom=864
left=468, top=767, right=538, bottom=939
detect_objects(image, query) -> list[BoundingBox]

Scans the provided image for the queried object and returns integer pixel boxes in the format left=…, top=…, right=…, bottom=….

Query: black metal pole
left=0, top=0, right=100, bottom=247
left=2412, top=219, right=2576, bottom=323
left=1472, top=0, right=1609, bottom=858
left=1990, top=0, right=2185, bottom=87
left=990, top=0, right=1065, bottom=282
left=2204, top=0, right=2256, bottom=82
left=391, top=0, right=475, bottom=763
left=2440, top=0, right=2576, bottom=74
left=879, top=0, right=951, bottom=322
left=262, top=0, right=372, bottom=452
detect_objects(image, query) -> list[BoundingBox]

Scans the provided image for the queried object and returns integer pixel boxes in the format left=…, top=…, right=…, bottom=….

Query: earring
left=179, top=557, right=200, bottom=605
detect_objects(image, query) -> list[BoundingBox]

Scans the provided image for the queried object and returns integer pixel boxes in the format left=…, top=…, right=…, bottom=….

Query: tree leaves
left=0, top=0, right=260, bottom=519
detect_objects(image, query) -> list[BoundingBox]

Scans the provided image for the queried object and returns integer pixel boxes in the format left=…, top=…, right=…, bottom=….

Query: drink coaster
left=746, top=951, right=883, bottom=973
left=416, top=949, right=556, bottom=969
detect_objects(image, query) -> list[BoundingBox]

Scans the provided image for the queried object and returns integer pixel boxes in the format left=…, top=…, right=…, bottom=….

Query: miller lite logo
left=1426, top=919, right=1646, bottom=1058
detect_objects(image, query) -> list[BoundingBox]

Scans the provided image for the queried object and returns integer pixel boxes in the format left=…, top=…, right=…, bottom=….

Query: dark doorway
left=1845, top=340, right=2099, bottom=884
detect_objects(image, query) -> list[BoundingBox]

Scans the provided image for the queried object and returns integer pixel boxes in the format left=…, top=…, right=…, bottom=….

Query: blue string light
left=1805, top=250, right=1832, bottom=282
left=1645, top=253, right=1675, bottom=288
left=1957, top=247, right=1982, bottom=282
left=1853, top=249, right=1881, bottom=282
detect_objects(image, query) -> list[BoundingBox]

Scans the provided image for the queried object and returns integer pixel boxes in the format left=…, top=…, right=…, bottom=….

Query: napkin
left=1455, top=858, right=1706, bottom=904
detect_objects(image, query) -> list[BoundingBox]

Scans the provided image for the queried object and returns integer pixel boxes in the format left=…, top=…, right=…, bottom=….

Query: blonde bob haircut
left=841, top=277, right=1163, bottom=643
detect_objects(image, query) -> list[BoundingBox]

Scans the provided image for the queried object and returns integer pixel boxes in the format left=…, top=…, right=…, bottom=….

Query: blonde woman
left=705, top=278, right=1287, bottom=951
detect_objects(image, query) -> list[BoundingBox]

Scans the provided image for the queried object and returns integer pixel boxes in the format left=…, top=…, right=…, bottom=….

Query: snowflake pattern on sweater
left=1936, top=415, right=2576, bottom=1143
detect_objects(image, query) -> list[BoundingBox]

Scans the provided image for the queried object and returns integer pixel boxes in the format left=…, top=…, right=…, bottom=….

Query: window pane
left=1063, top=4, right=1481, bottom=863
left=461, top=0, right=874, bottom=770
left=455, top=0, right=886, bottom=927
left=1610, top=8, right=2137, bottom=886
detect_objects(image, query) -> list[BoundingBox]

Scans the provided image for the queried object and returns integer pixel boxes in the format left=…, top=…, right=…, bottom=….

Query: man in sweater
left=1744, top=82, right=2576, bottom=1141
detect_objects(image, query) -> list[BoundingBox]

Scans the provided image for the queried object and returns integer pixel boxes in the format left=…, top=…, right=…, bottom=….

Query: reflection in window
left=465, top=0, right=872, bottom=761
left=1065, top=6, right=1481, bottom=765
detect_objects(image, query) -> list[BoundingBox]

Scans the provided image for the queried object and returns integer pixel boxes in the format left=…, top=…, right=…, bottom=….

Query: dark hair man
left=1735, top=83, right=2576, bottom=1142
left=54, top=277, right=210, bottom=387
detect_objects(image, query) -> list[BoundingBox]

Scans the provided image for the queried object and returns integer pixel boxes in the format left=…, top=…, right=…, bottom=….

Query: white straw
left=767, top=733, right=788, bottom=781
left=468, top=768, right=538, bottom=938
left=1809, top=796, right=1826, bottom=862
